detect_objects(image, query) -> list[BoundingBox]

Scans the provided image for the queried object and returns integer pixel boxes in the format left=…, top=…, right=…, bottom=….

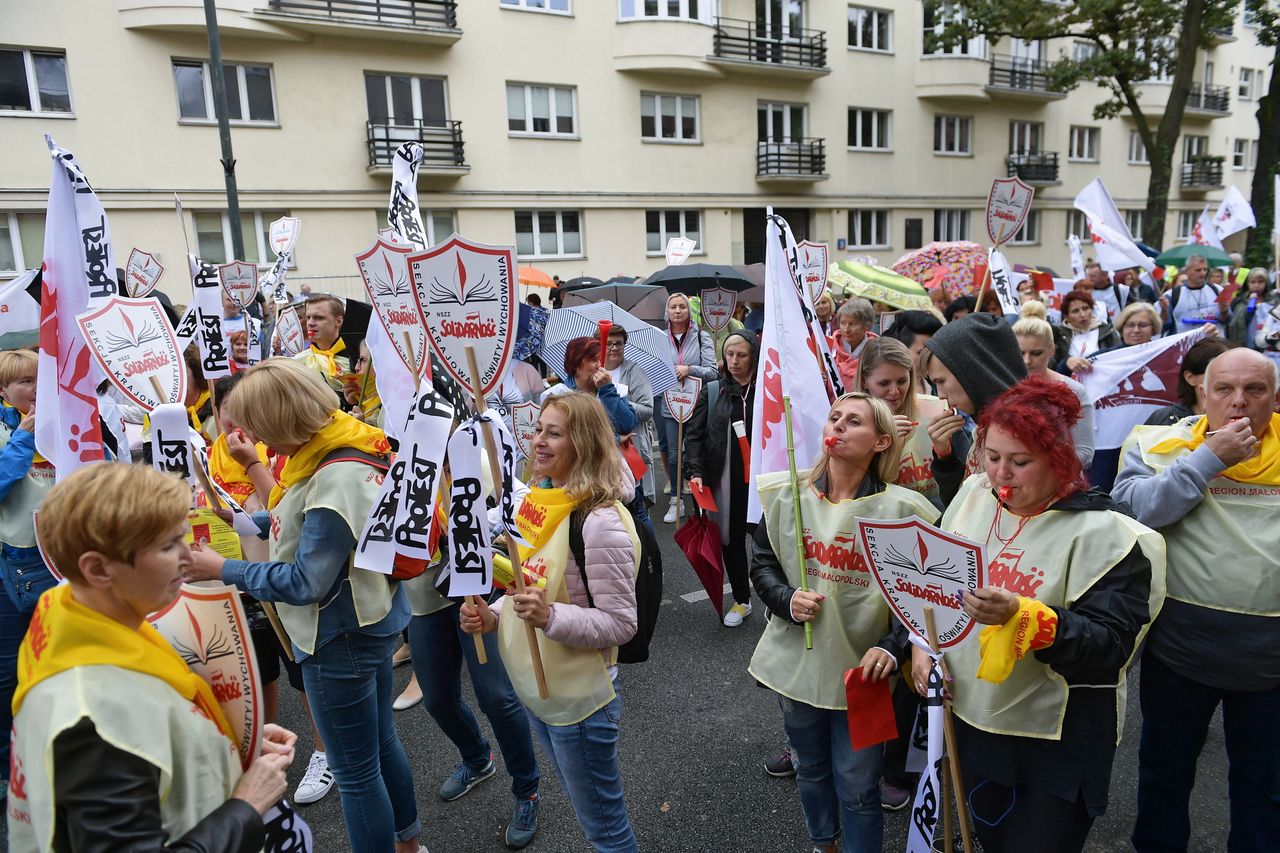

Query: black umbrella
left=644, top=263, right=755, bottom=296
left=560, top=276, right=606, bottom=292
left=602, top=275, right=639, bottom=286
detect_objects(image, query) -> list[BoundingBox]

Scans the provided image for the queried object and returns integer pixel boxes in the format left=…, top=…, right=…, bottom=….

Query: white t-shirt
left=1170, top=284, right=1224, bottom=335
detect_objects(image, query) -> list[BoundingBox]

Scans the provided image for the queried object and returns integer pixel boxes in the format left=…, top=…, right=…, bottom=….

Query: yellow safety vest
left=896, top=395, right=945, bottom=501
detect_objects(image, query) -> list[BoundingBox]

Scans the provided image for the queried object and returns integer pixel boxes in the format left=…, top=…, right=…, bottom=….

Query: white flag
left=1067, top=234, right=1086, bottom=281
left=906, top=653, right=946, bottom=853
left=1074, top=178, right=1156, bottom=273
left=1190, top=205, right=1224, bottom=250
left=1213, top=185, right=1256, bottom=239
left=986, top=248, right=1020, bottom=316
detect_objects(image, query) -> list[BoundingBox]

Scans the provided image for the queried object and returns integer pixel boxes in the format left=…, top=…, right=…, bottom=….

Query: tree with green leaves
left=929, top=0, right=1238, bottom=249
left=1244, top=0, right=1280, bottom=268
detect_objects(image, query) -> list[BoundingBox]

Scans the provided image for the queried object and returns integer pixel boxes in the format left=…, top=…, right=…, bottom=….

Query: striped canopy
left=541, top=301, right=680, bottom=396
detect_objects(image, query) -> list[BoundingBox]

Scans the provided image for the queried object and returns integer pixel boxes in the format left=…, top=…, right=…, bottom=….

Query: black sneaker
left=765, top=747, right=795, bottom=777
left=880, top=781, right=911, bottom=811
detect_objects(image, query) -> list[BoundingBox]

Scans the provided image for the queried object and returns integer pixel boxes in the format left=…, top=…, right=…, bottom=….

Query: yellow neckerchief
left=13, top=585, right=235, bottom=744
left=308, top=337, right=347, bottom=378
left=2, top=401, right=45, bottom=465
left=1149, top=412, right=1280, bottom=486
left=187, top=390, right=211, bottom=434
left=514, top=486, right=580, bottom=564
left=269, top=410, right=390, bottom=509
left=208, top=433, right=270, bottom=505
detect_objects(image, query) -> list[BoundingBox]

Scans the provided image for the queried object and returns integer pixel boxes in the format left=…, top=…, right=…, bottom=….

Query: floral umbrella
left=892, top=241, right=987, bottom=300
left=827, top=261, right=933, bottom=311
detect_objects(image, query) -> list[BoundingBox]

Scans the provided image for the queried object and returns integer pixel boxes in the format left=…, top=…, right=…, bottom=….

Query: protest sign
left=125, top=248, right=164, bottom=298
left=261, top=216, right=300, bottom=306
left=700, top=287, right=736, bottom=333
left=663, top=377, right=702, bottom=423
left=439, top=419, right=494, bottom=597
left=388, top=143, right=428, bottom=250
left=274, top=305, right=306, bottom=356
left=188, top=256, right=232, bottom=379
left=174, top=304, right=198, bottom=346
left=76, top=296, right=186, bottom=411
left=664, top=236, right=697, bottom=266
left=857, top=515, right=985, bottom=649
left=512, top=400, right=540, bottom=460
left=218, top=260, right=258, bottom=309
left=269, top=217, right=301, bottom=258
left=905, top=651, right=947, bottom=853
left=150, top=402, right=199, bottom=482
left=986, top=248, right=1020, bottom=316
left=986, top=175, right=1035, bottom=246
left=795, top=240, right=829, bottom=302
left=356, top=236, right=426, bottom=378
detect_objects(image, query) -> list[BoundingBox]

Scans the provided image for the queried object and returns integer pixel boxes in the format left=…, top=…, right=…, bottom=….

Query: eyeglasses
left=605, top=341, right=625, bottom=349
left=1125, top=321, right=1154, bottom=330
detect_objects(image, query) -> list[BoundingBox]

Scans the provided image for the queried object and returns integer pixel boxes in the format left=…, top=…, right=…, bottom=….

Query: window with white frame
left=1068, top=126, right=1099, bottom=161
left=515, top=210, right=582, bottom=258
left=1245, top=3, right=1260, bottom=25
left=641, top=93, right=699, bottom=142
left=172, top=60, right=276, bottom=123
left=506, top=83, right=576, bottom=136
left=933, top=114, right=972, bottom=155
left=618, top=0, right=713, bottom=23
left=645, top=210, right=701, bottom=254
left=1124, top=210, right=1145, bottom=238
left=0, top=212, right=46, bottom=275
left=501, top=0, right=570, bottom=13
left=848, top=6, right=892, bottom=52
left=1176, top=210, right=1196, bottom=240
left=193, top=210, right=290, bottom=265
left=848, top=108, right=890, bottom=149
left=1183, top=135, right=1209, bottom=163
left=1065, top=210, right=1091, bottom=240
left=922, top=3, right=986, bottom=56
left=1136, top=36, right=1174, bottom=82
left=1128, top=130, right=1149, bottom=164
left=933, top=209, right=969, bottom=241
left=1239, top=67, right=1257, bottom=99
left=1071, top=41, right=1100, bottom=62
left=375, top=208, right=456, bottom=246
left=1234, top=138, right=1249, bottom=169
left=1008, top=210, right=1040, bottom=245
left=848, top=209, right=890, bottom=248
left=0, top=48, right=71, bottom=114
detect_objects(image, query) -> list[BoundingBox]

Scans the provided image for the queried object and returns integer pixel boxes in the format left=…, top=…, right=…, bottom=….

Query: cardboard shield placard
left=796, top=241, right=829, bottom=301
left=512, top=400, right=540, bottom=459
left=75, top=296, right=186, bottom=410
left=125, top=248, right=164, bottom=298
left=700, top=287, right=737, bottom=332
left=148, top=582, right=262, bottom=769
left=356, top=237, right=427, bottom=377
left=663, top=377, right=702, bottom=424
left=269, top=216, right=301, bottom=257
left=218, top=261, right=258, bottom=309
left=664, top=236, right=697, bottom=266
left=409, top=235, right=517, bottom=398
left=857, top=515, right=985, bottom=649
left=274, top=305, right=306, bottom=356
left=986, top=176, right=1035, bottom=246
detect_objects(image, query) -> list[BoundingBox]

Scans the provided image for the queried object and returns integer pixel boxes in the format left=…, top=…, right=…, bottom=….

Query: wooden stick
left=942, top=754, right=954, bottom=853
left=782, top=396, right=814, bottom=650
left=924, top=606, right=975, bottom=853
left=466, top=346, right=549, bottom=699
left=675, top=419, right=684, bottom=516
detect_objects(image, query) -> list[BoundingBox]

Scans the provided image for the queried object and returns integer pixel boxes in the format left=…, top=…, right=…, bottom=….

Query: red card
left=844, top=667, right=898, bottom=751
left=621, top=441, right=647, bottom=481
left=690, top=481, right=718, bottom=512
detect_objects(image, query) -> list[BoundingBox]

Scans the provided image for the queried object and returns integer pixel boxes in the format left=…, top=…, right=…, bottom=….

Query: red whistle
left=824, top=436, right=838, bottom=449
left=598, top=320, right=614, bottom=364
left=997, top=486, right=1013, bottom=501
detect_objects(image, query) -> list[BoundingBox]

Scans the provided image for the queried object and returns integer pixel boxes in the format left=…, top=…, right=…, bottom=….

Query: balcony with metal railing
left=1209, top=24, right=1236, bottom=44
left=367, top=120, right=468, bottom=175
left=259, top=0, right=461, bottom=44
left=1007, top=152, right=1060, bottom=185
left=707, top=18, right=830, bottom=78
left=756, top=139, right=828, bottom=181
left=1180, top=160, right=1224, bottom=191
left=1186, top=82, right=1231, bottom=116
left=985, top=55, right=1066, bottom=101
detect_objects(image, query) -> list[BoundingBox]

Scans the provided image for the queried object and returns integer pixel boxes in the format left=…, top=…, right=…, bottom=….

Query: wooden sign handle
left=924, top=605, right=975, bottom=853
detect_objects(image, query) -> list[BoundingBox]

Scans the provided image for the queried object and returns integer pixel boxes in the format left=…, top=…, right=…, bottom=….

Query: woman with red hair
left=911, top=376, right=1164, bottom=853
left=1054, top=290, right=1120, bottom=375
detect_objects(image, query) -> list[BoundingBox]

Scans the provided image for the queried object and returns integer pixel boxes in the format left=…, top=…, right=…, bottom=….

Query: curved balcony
left=1128, top=81, right=1230, bottom=123
left=613, top=18, right=722, bottom=78
left=916, top=55, right=991, bottom=101
left=985, top=55, right=1066, bottom=102
left=117, top=0, right=302, bottom=39
left=707, top=17, right=830, bottom=79
left=756, top=139, right=828, bottom=182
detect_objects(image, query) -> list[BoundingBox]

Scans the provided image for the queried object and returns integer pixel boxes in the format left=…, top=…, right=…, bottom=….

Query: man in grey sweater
left=1112, top=348, right=1280, bottom=852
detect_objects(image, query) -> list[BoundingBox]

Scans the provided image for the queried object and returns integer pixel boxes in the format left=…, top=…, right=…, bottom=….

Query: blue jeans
left=528, top=679, right=636, bottom=852
left=408, top=604, right=539, bottom=799
left=781, top=696, right=884, bottom=852
left=1134, top=651, right=1280, bottom=853
left=300, top=631, right=421, bottom=852
left=656, top=407, right=682, bottom=496
left=0, top=544, right=57, bottom=778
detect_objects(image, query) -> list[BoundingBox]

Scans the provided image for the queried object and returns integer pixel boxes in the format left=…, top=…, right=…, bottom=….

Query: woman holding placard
left=749, top=392, right=938, bottom=853
left=659, top=293, right=717, bottom=524
left=911, top=376, right=1164, bottom=853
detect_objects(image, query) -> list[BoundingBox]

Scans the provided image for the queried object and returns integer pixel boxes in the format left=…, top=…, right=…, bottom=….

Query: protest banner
left=188, top=256, right=232, bottom=380
left=905, top=646, right=947, bottom=853
left=664, top=236, right=697, bottom=266
left=985, top=248, right=1020, bottom=316
left=273, top=305, right=306, bottom=356
left=512, top=400, right=540, bottom=459
left=1075, top=178, right=1156, bottom=273
left=700, top=287, right=736, bottom=333
left=663, top=377, right=703, bottom=512
left=795, top=240, right=829, bottom=302
left=0, top=271, right=42, bottom=346
left=356, top=236, right=427, bottom=379
left=388, top=143, right=428, bottom=251
left=125, top=248, right=164, bottom=298
left=438, top=419, right=494, bottom=598
left=985, top=175, right=1035, bottom=246
left=75, top=296, right=186, bottom=411
left=149, top=402, right=199, bottom=483
left=218, top=260, right=258, bottom=309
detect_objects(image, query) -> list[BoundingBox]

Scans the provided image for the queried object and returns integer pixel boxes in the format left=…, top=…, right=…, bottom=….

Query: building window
left=933, top=114, right=972, bottom=155
left=1245, top=3, right=1261, bottom=25
left=1071, top=41, right=1100, bottom=62
left=172, top=60, right=276, bottom=124
left=1176, top=210, right=1196, bottom=241
left=193, top=210, right=290, bottom=265
left=645, top=209, right=701, bottom=255
left=375, top=208, right=456, bottom=246
left=501, top=0, right=570, bottom=13
left=1124, top=210, right=1145, bottom=238
left=848, top=108, right=890, bottom=150
left=0, top=212, right=46, bottom=275
left=1066, top=210, right=1092, bottom=240
left=0, top=48, right=71, bottom=115
left=1128, top=131, right=1149, bottom=164
left=848, top=6, right=892, bottom=52
left=1183, top=135, right=1209, bottom=164
left=848, top=209, right=890, bottom=249
left=1137, top=36, right=1174, bottom=83
left=1234, top=138, right=1249, bottom=169
left=618, top=0, right=712, bottom=23
left=922, top=3, right=986, bottom=56
left=1239, top=67, right=1256, bottom=99
left=1008, top=210, right=1040, bottom=245
left=933, top=209, right=969, bottom=241
left=641, top=93, right=699, bottom=142
left=1068, top=126, right=1099, bottom=161
left=365, top=73, right=449, bottom=127
left=506, top=83, right=576, bottom=136
left=515, top=210, right=582, bottom=258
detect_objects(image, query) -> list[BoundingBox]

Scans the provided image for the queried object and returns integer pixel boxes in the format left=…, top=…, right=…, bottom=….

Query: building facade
left=0, top=0, right=1271, bottom=301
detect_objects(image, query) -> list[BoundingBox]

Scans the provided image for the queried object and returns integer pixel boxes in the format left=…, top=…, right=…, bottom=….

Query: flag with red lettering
left=1190, top=205, right=1224, bottom=250
left=35, top=138, right=119, bottom=478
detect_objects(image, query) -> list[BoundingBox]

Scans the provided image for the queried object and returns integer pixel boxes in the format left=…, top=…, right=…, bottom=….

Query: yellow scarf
left=1148, top=412, right=1280, bottom=486
left=13, top=585, right=235, bottom=743
left=514, top=487, right=579, bottom=564
left=187, top=390, right=211, bottom=436
left=208, top=433, right=269, bottom=505
left=269, top=411, right=390, bottom=509
left=308, top=338, right=347, bottom=378
left=976, top=597, right=1059, bottom=683
left=2, top=402, right=45, bottom=465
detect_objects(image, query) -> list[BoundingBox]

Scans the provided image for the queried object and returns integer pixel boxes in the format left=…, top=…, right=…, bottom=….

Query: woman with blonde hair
left=749, top=393, right=939, bottom=853
left=462, top=392, right=641, bottom=853
left=1012, top=315, right=1095, bottom=468
left=187, top=358, right=424, bottom=853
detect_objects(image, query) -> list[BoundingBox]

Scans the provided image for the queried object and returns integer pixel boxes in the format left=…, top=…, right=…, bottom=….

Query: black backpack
left=568, top=504, right=662, bottom=664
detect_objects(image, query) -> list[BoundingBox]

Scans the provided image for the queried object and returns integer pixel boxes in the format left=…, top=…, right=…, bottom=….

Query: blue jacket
left=0, top=405, right=36, bottom=504
left=562, top=377, right=637, bottom=436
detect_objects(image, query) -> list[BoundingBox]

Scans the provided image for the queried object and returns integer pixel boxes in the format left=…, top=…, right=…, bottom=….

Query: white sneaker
left=663, top=498, right=679, bottom=524
left=723, top=602, right=752, bottom=627
left=295, top=751, right=335, bottom=804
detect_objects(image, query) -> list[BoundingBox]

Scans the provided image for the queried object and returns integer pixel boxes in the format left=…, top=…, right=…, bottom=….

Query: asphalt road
left=272, top=503, right=1234, bottom=853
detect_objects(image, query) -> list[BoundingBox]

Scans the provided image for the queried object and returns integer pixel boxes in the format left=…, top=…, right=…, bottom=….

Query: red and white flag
left=1213, top=185, right=1256, bottom=240
left=1190, top=205, right=1224, bottom=250
left=1074, top=177, right=1156, bottom=273
left=35, top=138, right=119, bottom=478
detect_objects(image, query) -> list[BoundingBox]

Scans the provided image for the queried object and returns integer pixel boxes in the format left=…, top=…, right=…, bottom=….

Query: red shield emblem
left=986, top=176, right=1035, bottom=246
left=75, top=296, right=186, bottom=411
left=218, top=260, right=258, bottom=309
left=356, top=237, right=427, bottom=377
left=124, top=248, right=164, bottom=298
left=700, top=287, right=737, bottom=332
left=512, top=400, right=541, bottom=458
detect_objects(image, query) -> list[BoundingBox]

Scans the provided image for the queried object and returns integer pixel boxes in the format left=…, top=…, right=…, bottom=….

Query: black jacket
left=683, top=329, right=760, bottom=489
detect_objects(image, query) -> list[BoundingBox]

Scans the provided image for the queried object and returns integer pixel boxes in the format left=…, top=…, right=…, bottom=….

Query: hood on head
left=924, top=313, right=1026, bottom=412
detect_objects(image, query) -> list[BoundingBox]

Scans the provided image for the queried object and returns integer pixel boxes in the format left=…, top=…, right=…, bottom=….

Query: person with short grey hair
left=830, top=296, right=877, bottom=389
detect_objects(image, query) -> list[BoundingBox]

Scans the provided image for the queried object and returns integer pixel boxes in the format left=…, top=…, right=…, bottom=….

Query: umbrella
left=674, top=513, right=725, bottom=617
left=827, top=261, right=933, bottom=311
left=603, top=275, right=639, bottom=286
left=560, top=276, right=606, bottom=292
left=892, top=241, right=987, bottom=299
left=1155, top=244, right=1232, bottom=267
left=644, top=263, right=755, bottom=296
left=518, top=265, right=555, bottom=289
left=542, top=301, right=679, bottom=396
left=512, top=303, right=550, bottom=363
left=561, top=283, right=669, bottom=325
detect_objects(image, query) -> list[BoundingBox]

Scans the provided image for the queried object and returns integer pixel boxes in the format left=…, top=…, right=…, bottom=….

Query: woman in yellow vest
left=461, top=392, right=641, bottom=853
left=187, top=359, right=425, bottom=853
left=748, top=392, right=939, bottom=853
left=7, top=462, right=296, bottom=851
left=911, top=376, right=1165, bottom=853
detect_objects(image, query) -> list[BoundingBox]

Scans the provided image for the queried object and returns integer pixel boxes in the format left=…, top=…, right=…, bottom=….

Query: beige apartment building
left=0, top=0, right=1272, bottom=300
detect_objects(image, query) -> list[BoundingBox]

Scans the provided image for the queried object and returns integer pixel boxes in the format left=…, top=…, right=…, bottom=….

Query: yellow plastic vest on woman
left=896, top=395, right=946, bottom=501
left=941, top=475, right=1165, bottom=740
left=749, top=469, right=940, bottom=710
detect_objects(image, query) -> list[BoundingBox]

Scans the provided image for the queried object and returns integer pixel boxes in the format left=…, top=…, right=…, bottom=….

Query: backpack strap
left=706, top=379, right=721, bottom=415
left=568, top=506, right=595, bottom=609
left=316, top=447, right=390, bottom=473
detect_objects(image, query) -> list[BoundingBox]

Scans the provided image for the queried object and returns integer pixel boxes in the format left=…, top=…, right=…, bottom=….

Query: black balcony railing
left=988, top=54, right=1054, bottom=93
left=367, top=120, right=465, bottom=169
left=713, top=17, right=827, bottom=69
left=1188, top=82, right=1231, bottom=113
left=1181, top=160, right=1224, bottom=189
left=757, top=139, right=826, bottom=177
left=268, top=0, right=457, bottom=28
left=1007, top=151, right=1060, bottom=183
left=1210, top=24, right=1235, bottom=39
